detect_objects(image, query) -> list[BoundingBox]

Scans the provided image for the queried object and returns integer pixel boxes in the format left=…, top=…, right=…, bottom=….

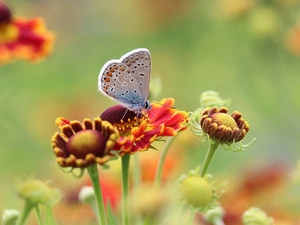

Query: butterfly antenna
left=151, top=101, right=176, bottom=109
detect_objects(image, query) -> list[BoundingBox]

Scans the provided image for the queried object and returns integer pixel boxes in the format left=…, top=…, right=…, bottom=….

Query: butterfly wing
left=121, top=48, right=151, bottom=101
left=98, top=60, right=147, bottom=111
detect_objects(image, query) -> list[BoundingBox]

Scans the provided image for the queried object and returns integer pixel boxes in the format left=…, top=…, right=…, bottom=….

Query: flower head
left=0, top=2, right=12, bottom=24
left=51, top=118, right=119, bottom=168
left=15, top=178, right=61, bottom=206
left=101, top=98, right=188, bottom=154
left=242, top=207, right=274, bottom=225
left=176, top=169, right=221, bottom=213
left=0, top=2, right=55, bottom=64
left=200, top=107, right=249, bottom=144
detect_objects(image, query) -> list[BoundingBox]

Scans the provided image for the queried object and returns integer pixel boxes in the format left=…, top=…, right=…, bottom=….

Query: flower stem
left=121, top=153, right=131, bottom=225
left=211, top=218, right=225, bottom=225
left=34, top=205, right=44, bottom=225
left=18, top=201, right=33, bottom=225
left=200, top=142, right=219, bottom=177
left=132, top=153, right=141, bottom=190
left=154, top=137, right=176, bottom=188
left=132, top=153, right=142, bottom=225
left=87, top=163, right=107, bottom=225
left=187, top=210, right=196, bottom=225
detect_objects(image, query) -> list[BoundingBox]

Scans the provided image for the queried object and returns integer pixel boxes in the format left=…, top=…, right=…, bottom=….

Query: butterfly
left=98, top=48, right=151, bottom=113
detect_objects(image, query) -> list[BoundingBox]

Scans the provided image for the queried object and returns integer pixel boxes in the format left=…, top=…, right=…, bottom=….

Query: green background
left=1, top=0, right=300, bottom=216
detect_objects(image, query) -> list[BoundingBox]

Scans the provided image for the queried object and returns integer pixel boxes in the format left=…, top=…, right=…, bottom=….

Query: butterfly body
left=98, top=48, right=151, bottom=112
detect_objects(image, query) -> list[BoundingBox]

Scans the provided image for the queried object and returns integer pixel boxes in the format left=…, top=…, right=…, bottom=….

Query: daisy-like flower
left=51, top=118, right=119, bottom=168
left=200, top=107, right=249, bottom=144
left=191, top=106, right=253, bottom=151
left=0, top=2, right=55, bottom=64
left=100, top=98, right=189, bottom=154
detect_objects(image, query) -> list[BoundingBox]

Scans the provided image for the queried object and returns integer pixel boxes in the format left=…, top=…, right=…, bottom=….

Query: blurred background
left=1, top=0, right=300, bottom=223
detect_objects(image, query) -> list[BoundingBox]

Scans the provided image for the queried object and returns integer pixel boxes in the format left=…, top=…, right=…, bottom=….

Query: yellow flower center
left=211, top=113, right=237, bottom=129
left=0, top=23, right=19, bottom=42
left=66, top=130, right=107, bottom=159
left=179, top=176, right=212, bottom=208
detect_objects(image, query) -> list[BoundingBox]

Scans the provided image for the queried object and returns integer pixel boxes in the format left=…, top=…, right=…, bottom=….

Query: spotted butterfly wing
left=121, top=49, right=151, bottom=101
left=98, top=48, right=151, bottom=112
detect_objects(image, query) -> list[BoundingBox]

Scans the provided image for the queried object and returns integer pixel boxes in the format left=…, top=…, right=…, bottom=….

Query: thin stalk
left=87, top=163, right=107, bottom=225
left=34, top=205, right=44, bottom=225
left=211, top=218, right=225, bottom=225
left=121, top=153, right=131, bottom=225
left=154, top=137, right=176, bottom=188
left=18, top=201, right=34, bottom=225
left=132, top=153, right=142, bottom=225
left=187, top=210, right=196, bottom=225
left=132, top=153, right=141, bottom=190
left=200, top=142, right=219, bottom=177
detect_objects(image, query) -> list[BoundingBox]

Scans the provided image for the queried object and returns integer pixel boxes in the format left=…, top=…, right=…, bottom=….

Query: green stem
left=154, top=137, right=176, bottom=188
left=87, top=163, right=107, bottom=225
left=211, top=218, right=225, bottom=225
left=18, top=201, right=34, bottom=225
left=121, top=153, right=131, bottom=225
left=45, top=205, right=58, bottom=225
left=200, top=142, right=219, bottom=177
left=34, top=205, right=44, bottom=225
left=132, top=154, right=142, bottom=225
left=187, top=210, right=196, bottom=225
left=132, top=153, right=141, bottom=190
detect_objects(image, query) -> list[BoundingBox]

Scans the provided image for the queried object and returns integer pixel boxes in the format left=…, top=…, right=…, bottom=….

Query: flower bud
left=242, top=207, right=274, bottom=225
left=2, top=209, right=19, bottom=225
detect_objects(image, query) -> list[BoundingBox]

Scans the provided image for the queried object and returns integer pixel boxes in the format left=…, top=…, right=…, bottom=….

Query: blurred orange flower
left=285, top=24, right=300, bottom=55
left=0, top=2, right=55, bottom=64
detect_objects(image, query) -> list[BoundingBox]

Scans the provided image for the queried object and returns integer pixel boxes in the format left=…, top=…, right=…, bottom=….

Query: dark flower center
left=100, top=105, right=147, bottom=135
left=66, top=130, right=107, bottom=158
left=0, top=2, right=12, bottom=24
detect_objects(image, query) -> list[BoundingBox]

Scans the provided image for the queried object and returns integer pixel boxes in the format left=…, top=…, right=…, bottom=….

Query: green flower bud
left=2, top=209, right=19, bottom=225
left=242, top=207, right=274, bottom=225
left=200, top=91, right=230, bottom=109
left=15, top=178, right=61, bottom=206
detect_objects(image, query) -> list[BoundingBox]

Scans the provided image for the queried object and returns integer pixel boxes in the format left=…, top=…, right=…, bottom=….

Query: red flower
left=102, top=98, right=189, bottom=154
left=0, top=2, right=55, bottom=64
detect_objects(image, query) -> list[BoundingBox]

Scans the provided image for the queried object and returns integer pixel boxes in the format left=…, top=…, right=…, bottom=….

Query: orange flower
left=51, top=118, right=119, bottom=168
left=101, top=98, right=189, bottom=154
left=0, top=2, right=55, bottom=64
